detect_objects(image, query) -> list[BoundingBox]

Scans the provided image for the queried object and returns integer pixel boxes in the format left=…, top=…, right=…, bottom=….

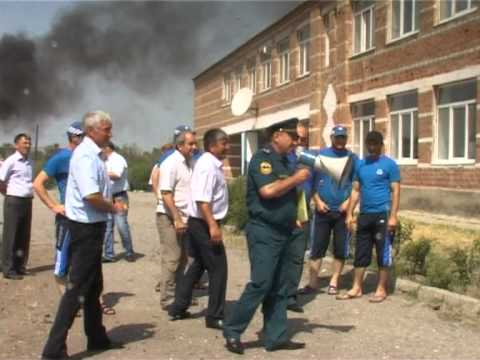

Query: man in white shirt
left=42, top=111, right=125, bottom=360
left=102, top=142, right=135, bottom=262
left=0, top=133, right=33, bottom=280
left=168, top=128, right=230, bottom=331
left=156, top=129, right=196, bottom=309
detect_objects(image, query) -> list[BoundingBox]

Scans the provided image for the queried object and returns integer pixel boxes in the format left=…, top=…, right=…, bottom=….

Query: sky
left=0, top=1, right=300, bottom=150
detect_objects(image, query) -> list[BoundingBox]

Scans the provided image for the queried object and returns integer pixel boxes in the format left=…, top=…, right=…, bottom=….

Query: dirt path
left=1, top=193, right=479, bottom=360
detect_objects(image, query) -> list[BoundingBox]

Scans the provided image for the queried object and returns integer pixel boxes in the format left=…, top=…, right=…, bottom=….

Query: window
left=223, top=74, right=232, bottom=103
left=392, top=0, right=420, bottom=39
left=247, top=59, right=256, bottom=94
left=352, top=100, right=375, bottom=158
left=325, top=35, right=330, bottom=67
left=440, top=0, right=475, bottom=21
left=260, top=46, right=272, bottom=91
left=297, top=25, right=310, bottom=76
left=277, top=37, right=290, bottom=84
left=353, top=1, right=375, bottom=55
left=436, top=79, right=477, bottom=162
left=233, top=68, right=242, bottom=96
left=389, top=91, right=418, bottom=161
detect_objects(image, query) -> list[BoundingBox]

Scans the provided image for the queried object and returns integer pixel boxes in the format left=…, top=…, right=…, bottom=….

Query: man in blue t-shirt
left=33, top=122, right=84, bottom=282
left=299, top=125, right=356, bottom=296
left=337, top=131, right=400, bottom=303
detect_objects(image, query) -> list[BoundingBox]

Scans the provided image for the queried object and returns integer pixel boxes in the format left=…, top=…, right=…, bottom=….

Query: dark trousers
left=286, top=226, right=307, bottom=305
left=169, top=217, right=227, bottom=320
left=42, top=220, right=108, bottom=358
left=2, top=195, right=32, bottom=275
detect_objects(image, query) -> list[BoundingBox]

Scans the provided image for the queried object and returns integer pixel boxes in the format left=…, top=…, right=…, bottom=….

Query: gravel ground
left=0, top=192, right=479, bottom=360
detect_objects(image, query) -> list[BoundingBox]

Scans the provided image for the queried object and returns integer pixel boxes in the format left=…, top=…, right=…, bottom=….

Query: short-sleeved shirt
left=43, top=148, right=72, bottom=204
left=106, top=151, right=129, bottom=195
left=157, top=148, right=175, bottom=166
left=65, top=136, right=111, bottom=223
left=188, top=152, right=228, bottom=220
left=355, top=155, right=400, bottom=214
left=314, top=147, right=357, bottom=211
left=247, top=146, right=297, bottom=230
left=0, top=151, right=33, bottom=197
left=157, top=150, right=193, bottom=221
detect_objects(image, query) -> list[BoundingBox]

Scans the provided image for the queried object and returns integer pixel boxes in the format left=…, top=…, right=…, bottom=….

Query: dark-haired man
left=337, top=130, right=400, bottom=303
left=0, top=133, right=33, bottom=280
left=168, top=128, right=229, bottom=330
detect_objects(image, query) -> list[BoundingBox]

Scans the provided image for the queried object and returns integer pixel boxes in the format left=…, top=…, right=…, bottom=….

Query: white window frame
left=353, top=4, right=375, bottom=55
left=390, top=108, right=418, bottom=163
left=299, top=39, right=310, bottom=76
left=248, top=66, right=256, bottom=94
left=223, top=75, right=232, bottom=103
left=261, top=60, right=272, bottom=91
left=353, top=116, right=374, bottom=158
left=324, top=35, right=330, bottom=67
left=279, top=50, right=290, bottom=84
left=435, top=99, right=476, bottom=164
left=391, top=0, right=419, bottom=40
left=439, top=0, right=476, bottom=23
left=233, top=72, right=242, bottom=96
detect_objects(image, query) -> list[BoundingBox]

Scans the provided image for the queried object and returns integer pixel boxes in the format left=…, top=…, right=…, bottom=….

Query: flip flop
left=101, top=303, right=116, bottom=315
left=369, top=295, right=387, bottom=303
left=336, top=292, right=362, bottom=300
left=297, top=286, right=318, bottom=295
left=327, top=285, right=338, bottom=295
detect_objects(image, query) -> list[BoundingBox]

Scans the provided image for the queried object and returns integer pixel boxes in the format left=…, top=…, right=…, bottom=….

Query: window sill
left=221, top=102, right=231, bottom=108
left=431, top=159, right=476, bottom=166
left=278, top=80, right=290, bottom=87
left=349, top=47, right=376, bottom=60
left=396, top=159, right=418, bottom=166
left=259, top=87, right=272, bottom=94
left=386, top=30, right=419, bottom=46
left=435, top=7, right=478, bottom=27
left=296, top=72, right=310, bottom=80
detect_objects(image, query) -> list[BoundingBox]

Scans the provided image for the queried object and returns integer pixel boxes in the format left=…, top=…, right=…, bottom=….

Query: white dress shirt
left=157, top=150, right=192, bottom=221
left=0, top=151, right=33, bottom=197
left=65, top=136, right=111, bottom=223
left=188, top=152, right=228, bottom=220
left=106, top=151, right=129, bottom=195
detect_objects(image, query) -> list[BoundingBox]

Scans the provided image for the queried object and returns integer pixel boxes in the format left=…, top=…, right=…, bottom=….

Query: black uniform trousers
left=2, top=195, right=32, bottom=276
left=169, top=217, right=227, bottom=320
left=42, top=220, right=108, bottom=358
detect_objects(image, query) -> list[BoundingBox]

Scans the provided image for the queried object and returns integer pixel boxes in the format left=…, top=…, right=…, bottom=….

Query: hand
left=387, top=215, right=398, bottom=233
left=51, top=204, right=66, bottom=216
left=174, top=218, right=187, bottom=233
left=208, top=224, right=223, bottom=245
left=346, top=214, right=355, bottom=232
left=113, top=202, right=126, bottom=214
left=315, top=198, right=330, bottom=214
left=294, top=168, right=310, bottom=183
left=338, top=201, right=349, bottom=214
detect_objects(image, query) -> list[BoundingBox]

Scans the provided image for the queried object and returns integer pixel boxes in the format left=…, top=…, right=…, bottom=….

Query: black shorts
left=310, top=211, right=350, bottom=260
left=353, top=212, right=394, bottom=268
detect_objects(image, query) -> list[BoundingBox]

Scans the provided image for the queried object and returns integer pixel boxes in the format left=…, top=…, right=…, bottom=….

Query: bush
left=393, top=218, right=414, bottom=256
left=225, top=176, right=248, bottom=231
left=425, top=250, right=457, bottom=290
left=396, top=237, right=431, bottom=276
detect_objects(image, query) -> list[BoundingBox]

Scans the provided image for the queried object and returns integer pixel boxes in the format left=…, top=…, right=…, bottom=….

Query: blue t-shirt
left=43, top=148, right=73, bottom=204
left=355, top=155, right=400, bottom=214
left=314, top=147, right=356, bottom=211
left=157, top=148, right=175, bottom=166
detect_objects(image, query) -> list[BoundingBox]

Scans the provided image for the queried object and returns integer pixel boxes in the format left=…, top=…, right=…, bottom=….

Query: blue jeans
left=103, top=193, right=134, bottom=258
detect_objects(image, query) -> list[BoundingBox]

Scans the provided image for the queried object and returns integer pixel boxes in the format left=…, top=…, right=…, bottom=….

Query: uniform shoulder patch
left=259, top=161, right=272, bottom=175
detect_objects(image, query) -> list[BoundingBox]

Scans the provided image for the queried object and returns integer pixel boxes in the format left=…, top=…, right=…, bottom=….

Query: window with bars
left=353, top=1, right=375, bottom=55
left=391, top=0, right=420, bottom=39
left=436, top=79, right=477, bottom=162
left=352, top=100, right=375, bottom=158
left=389, top=91, right=419, bottom=161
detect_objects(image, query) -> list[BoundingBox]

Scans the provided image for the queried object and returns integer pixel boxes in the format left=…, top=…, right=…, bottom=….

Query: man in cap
left=223, top=119, right=310, bottom=354
left=33, top=121, right=84, bottom=286
left=298, top=125, right=357, bottom=296
left=0, top=133, right=33, bottom=279
left=337, top=130, right=400, bottom=303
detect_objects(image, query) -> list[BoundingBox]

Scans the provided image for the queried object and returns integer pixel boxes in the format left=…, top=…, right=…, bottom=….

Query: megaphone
left=296, top=148, right=354, bottom=186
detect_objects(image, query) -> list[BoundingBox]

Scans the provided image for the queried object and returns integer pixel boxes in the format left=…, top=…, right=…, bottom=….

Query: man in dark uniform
left=223, top=119, right=310, bottom=355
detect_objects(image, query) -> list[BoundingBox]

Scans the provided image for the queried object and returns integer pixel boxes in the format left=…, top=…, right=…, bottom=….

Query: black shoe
left=102, top=256, right=117, bottom=263
left=205, top=318, right=224, bottom=330
left=225, top=337, right=244, bottom=355
left=169, top=310, right=191, bottom=321
left=266, top=340, right=306, bottom=352
left=41, top=352, right=69, bottom=360
left=87, top=340, right=124, bottom=352
left=4, top=271, right=23, bottom=280
left=16, top=268, right=30, bottom=276
left=287, top=303, right=304, bottom=313
left=125, top=254, right=135, bottom=262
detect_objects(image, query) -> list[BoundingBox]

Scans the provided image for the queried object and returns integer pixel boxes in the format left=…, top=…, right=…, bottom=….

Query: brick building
left=193, top=0, right=480, bottom=215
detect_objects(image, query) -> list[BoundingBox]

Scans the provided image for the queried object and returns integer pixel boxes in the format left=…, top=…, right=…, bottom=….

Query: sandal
left=297, top=285, right=318, bottom=295
left=327, top=285, right=338, bottom=295
left=369, top=294, right=387, bottom=303
left=336, top=292, right=362, bottom=300
left=101, top=302, right=116, bottom=315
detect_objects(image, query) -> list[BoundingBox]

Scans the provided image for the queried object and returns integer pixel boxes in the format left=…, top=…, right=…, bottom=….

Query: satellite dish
left=231, top=88, right=254, bottom=116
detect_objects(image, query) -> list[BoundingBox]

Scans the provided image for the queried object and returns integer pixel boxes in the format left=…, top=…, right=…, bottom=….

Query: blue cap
left=173, top=124, right=194, bottom=142
left=67, top=121, right=84, bottom=136
left=331, top=125, right=347, bottom=137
